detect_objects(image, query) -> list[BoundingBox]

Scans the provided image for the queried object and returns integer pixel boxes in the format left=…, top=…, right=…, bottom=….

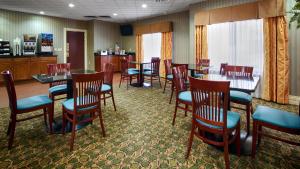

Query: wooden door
left=67, top=31, right=85, bottom=69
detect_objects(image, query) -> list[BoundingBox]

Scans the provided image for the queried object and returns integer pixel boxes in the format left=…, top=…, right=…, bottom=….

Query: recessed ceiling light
left=68, top=3, right=75, bottom=8
left=142, top=4, right=147, bottom=8
left=39, top=11, right=45, bottom=15
left=113, top=13, right=118, bottom=16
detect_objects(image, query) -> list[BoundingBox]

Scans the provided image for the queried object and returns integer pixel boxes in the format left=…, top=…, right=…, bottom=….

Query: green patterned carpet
left=0, top=84, right=299, bottom=168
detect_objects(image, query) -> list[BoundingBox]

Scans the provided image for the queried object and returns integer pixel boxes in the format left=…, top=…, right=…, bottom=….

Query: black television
left=120, top=25, right=133, bottom=36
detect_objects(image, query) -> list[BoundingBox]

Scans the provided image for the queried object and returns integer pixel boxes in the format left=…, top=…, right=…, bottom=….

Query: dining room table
left=129, top=61, right=151, bottom=87
left=32, top=69, right=98, bottom=133
left=195, top=73, right=261, bottom=155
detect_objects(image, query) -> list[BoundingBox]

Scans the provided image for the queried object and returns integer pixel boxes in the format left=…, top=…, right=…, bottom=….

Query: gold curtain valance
left=194, top=0, right=285, bottom=26
left=135, top=21, right=173, bottom=35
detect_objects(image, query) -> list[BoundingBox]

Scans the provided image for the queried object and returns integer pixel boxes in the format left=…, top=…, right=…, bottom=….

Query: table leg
left=139, top=63, right=144, bottom=86
left=191, top=69, right=195, bottom=77
left=67, top=79, right=73, bottom=99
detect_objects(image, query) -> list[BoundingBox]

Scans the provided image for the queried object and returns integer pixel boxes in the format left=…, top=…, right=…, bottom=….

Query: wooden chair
left=172, top=65, right=192, bottom=125
left=169, top=63, right=189, bottom=104
left=62, top=72, right=105, bottom=151
left=196, top=59, right=210, bottom=75
left=101, top=63, right=117, bottom=111
left=252, top=103, right=300, bottom=158
left=47, top=63, right=70, bottom=110
left=163, top=59, right=173, bottom=93
left=1, top=70, right=53, bottom=149
left=119, top=57, right=139, bottom=89
left=220, top=63, right=228, bottom=75
left=143, top=57, right=162, bottom=88
left=224, top=65, right=254, bottom=134
left=186, top=77, right=241, bottom=169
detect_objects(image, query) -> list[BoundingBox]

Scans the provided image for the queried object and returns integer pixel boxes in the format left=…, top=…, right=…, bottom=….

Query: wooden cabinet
left=0, top=55, right=57, bottom=82
left=94, top=54, right=136, bottom=72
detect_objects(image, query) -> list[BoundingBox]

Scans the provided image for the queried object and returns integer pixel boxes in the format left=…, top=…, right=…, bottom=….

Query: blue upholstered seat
left=143, top=68, right=151, bottom=71
left=49, top=84, right=67, bottom=94
left=196, top=110, right=240, bottom=129
left=17, top=95, right=52, bottom=110
left=128, top=70, right=139, bottom=75
left=63, top=97, right=97, bottom=111
left=178, top=91, right=192, bottom=102
left=101, top=84, right=111, bottom=92
left=230, top=90, right=252, bottom=103
left=194, top=73, right=204, bottom=78
left=128, top=68, right=139, bottom=72
left=167, top=74, right=173, bottom=80
left=253, top=106, right=300, bottom=129
left=143, top=70, right=158, bottom=75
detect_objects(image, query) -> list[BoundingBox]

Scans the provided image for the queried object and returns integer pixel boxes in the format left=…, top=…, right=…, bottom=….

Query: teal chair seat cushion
left=17, top=95, right=52, bottom=110
left=167, top=74, right=173, bottom=80
left=196, top=110, right=240, bottom=129
left=194, top=73, right=204, bottom=78
left=63, top=97, right=97, bottom=111
left=128, top=70, right=139, bottom=75
left=143, top=68, right=151, bottom=71
left=253, top=106, right=300, bottom=129
left=143, top=70, right=158, bottom=75
left=178, top=91, right=192, bottom=103
left=230, top=90, right=252, bottom=103
left=128, top=68, right=139, bottom=71
left=49, top=84, right=67, bottom=94
left=101, top=84, right=111, bottom=92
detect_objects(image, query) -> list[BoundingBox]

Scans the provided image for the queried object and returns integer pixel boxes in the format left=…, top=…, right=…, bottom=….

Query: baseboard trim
left=289, top=95, right=300, bottom=105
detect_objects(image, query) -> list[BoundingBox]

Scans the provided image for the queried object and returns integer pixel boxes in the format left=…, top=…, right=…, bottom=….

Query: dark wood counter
left=0, top=55, right=57, bottom=82
left=94, top=54, right=136, bottom=72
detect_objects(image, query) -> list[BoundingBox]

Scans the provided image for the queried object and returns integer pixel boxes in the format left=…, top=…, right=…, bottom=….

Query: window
left=207, top=19, right=264, bottom=97
left=207, top=19, right=264, bottom=76
left=142, top=33, right=162, bottom=63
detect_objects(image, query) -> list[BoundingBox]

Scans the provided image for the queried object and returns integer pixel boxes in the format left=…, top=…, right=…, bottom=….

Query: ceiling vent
left=155, top=0, right=170, bottom=2
left=98, top=15, right=112, bottom=18
left=84, top=16, right=97, bottom=19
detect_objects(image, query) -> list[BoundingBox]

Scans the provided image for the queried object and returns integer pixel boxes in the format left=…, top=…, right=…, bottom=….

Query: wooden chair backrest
left=172, top=64, right=188, bottom=81
left=103, top=63, right=114, bottom=85
left=1, top=70, right=17, bottom=113
left=120, top=57, right=129, bottom=75
left=220, top=63, right=228, bottom=75
left=72, top=72, right=104, bottom=112
left=164, top=59, right=172, bottom=76
left=151, top=57, right=160, bottom=74
left=189, top=77, right=230, bottom=129
left=224, top=65, right=253, bottom=77
left=197, top=59, right=210, bottom=67
left=47, top=63, right=71, bottom=87
left=172, top=66, right=188, bottom=96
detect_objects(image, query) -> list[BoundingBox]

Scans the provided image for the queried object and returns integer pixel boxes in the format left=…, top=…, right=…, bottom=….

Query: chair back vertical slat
left=224, top=65, right=253, bottom=78
left=190, top=77, right=230, bottom=129
left=1, top=70, right=17, bottom=113
left=72, top=72, right=104, bottom=111
left=103, top=63, right=114, bottom=86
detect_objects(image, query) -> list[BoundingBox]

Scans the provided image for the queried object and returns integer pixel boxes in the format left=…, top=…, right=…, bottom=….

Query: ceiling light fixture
left=39, top=11, right=45, bottom=15
left=113, top=13, right=118, bottom=16
left=68, top=3, right=75, bottom=8
left=142, top=4, right=147, bottom=8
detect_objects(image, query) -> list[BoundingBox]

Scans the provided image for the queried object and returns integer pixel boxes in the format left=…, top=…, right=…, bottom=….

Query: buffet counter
left=94, top=54, right=136, bottom=72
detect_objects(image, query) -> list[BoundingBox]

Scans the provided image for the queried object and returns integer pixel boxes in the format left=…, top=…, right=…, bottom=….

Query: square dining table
left=129, top=61, right=151, bottom=87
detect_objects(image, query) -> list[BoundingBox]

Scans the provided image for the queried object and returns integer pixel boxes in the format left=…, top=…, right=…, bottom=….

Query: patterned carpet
left=0, top=84, right=299, bottom=169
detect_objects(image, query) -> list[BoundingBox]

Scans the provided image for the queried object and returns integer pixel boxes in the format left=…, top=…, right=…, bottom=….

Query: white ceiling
left=0, top=0, right=206, bottom=23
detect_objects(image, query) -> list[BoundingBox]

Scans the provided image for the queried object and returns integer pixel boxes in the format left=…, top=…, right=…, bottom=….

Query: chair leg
left=98, top=111, right=106, bottom=137
left=43, top=108, right=48, bottom=127
left=7, top=114, right=12, bottom=136
left=252, top=120, right=258, bottom=159
left=246, top=104, right=250, bottom=134
left=69, top=119, right=76, bottom=151
left=258, top=125, right=262, bottom=144
left=119, top=75, right=122, bottom=88
left=163, top=78, right=167, bottom=93
left=62, top=108, right=66, bottom=135
left=111, top=91, right=117, bottom=111
left=151, top=76, right=153, bottom=88
left=236, top=121, right=241, bottom=156
left=8, top=115, right=16, bottom=149
left=172, top=101, right=178, bottom=126
left=169, top=84, right=174, bottom=104
left=126, top=76, right=129, bottom=90
left=103, top=93, right=106, bottom=106
left=185, top=104, right=188, bottom=117
left=223, top=134, right=230, bottom=169
left=158, top=76, right=162, bottom=88
left=48, top=105, right=53, bottom=134
left=186, top=121, right=195, bottom=159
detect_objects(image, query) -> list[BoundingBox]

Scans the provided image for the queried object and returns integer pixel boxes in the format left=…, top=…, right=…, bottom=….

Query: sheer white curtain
left=207, top=19, right=264, bottom=97
left=142, top=33, right=162, bottom=63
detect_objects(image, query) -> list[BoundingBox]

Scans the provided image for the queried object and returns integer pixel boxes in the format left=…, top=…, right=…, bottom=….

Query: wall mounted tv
left=120, top=25, right=133, bottom=36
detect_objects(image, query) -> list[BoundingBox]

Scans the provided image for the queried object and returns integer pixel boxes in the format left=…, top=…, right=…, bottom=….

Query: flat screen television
left=120, top=25, right=133, bottom=36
